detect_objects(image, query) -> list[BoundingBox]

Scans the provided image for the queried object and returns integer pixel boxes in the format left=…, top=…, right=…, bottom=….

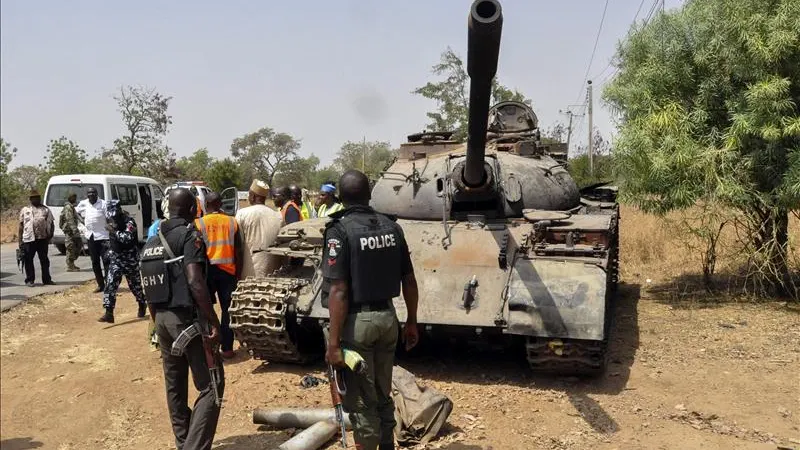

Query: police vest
left=326, top=211, right=405, bottom=305
left=138, top=224, right=194, bottom=309
left=195, top=213, right=237, bottom=276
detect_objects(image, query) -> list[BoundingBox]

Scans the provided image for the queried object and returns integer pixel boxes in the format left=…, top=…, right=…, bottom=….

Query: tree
left=0, top=138, right=22, bottom=209
left=230, top=127, right=301, bottom=186
left=412, top=47, right=532, bottom=141
left=43, top=137, right=89, bottom=176
left=140, top=147, right=181, bottom=185
left=603, top=0, right=800, bottom=297
left=105, top=85, right=173, bottom=174
left=177, top=148, right=214, bottom=181
left=334, top=140, right=396, bottom=181
left=206, top=158, right=244, bottom=193
left=272, top=155, right=320, bottom=188
left=11, top=165, right=46, bottom=192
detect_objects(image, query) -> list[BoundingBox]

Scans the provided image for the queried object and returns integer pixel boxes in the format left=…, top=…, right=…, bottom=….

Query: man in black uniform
left=140, top=188, right=224, bottom=450
left=322, top=169, right=420, bottom=450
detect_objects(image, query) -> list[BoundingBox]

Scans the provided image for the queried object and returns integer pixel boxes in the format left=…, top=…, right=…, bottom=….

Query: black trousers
left=155, top=308, right=225, bottom=450
left=23, top=239, right=51, bottom=284
left=87, top=235, right=110, bottom=289
left=206, top=265, right=237, bottom=352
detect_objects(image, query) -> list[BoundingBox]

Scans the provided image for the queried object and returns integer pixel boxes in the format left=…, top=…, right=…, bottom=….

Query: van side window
left=112, top=184, right=139, bottom=206
left=151, top=185, right=163, bottom=202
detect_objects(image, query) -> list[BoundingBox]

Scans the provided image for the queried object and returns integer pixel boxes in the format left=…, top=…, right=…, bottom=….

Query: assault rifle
left=323, top=327, right=348, bottom=448
left=198, top=314, right=223, bottom=407
left=170, top=317, right=222, bottom=407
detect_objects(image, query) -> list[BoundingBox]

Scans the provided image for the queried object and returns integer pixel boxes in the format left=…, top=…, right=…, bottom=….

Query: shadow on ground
left=0, top=437, right=44, bottom=449
left=212, top=430, right=290, bottom=449
left=390, top=282, right=641, bottom=395
left=646, top=271, right=800, bottom=309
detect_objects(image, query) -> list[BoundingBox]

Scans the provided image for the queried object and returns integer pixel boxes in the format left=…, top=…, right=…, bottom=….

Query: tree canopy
left=604, top=0, right=800, bottom=296
left=43, top=137, right=89, bottom=176
left=334, top=140, right=395, bottom=181
left=104, top=85, right=173, bottom=174
left=412, top=47, right=532, bottom=141
left=229, top=127, right=301, bottom=186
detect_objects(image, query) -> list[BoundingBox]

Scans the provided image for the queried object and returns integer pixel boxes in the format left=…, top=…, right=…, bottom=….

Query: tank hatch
left=488, top=101, right=539, bottom=134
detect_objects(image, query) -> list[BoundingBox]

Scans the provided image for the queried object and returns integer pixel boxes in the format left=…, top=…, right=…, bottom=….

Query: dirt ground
left=2, top=207, right=799, bottom=450
left=1, top=282, right=798, bottom=449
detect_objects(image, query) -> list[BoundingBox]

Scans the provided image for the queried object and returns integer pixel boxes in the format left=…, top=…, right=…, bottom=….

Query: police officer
left=322, top=169, right=420, bottom=450
left=98, top=200, right=147, bottom=323
left=140, top=188, right=224, bottom=450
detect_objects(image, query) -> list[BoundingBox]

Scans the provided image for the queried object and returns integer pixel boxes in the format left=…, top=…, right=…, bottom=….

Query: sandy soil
left=1, top=277, right=798, bottom=450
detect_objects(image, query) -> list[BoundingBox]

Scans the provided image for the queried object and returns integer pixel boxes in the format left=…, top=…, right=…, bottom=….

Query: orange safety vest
left=281, top=201, right=303, bottom=223
left=194, top=212, right=237, bottom=276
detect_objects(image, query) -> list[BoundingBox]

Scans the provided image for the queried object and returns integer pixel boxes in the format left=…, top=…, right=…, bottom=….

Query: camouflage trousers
left=65, top=235, right=82, bottom=268
left=103, top=249, right=146, bottom=310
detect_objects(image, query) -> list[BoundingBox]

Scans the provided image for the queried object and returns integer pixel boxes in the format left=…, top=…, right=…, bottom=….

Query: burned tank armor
left=229, top=0, right=620, bottom=376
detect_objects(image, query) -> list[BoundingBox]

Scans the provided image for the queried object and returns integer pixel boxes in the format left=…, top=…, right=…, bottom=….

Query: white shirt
left=76, top=198, right=109, bottom=240
left=235, top=204, right=282, bottom=253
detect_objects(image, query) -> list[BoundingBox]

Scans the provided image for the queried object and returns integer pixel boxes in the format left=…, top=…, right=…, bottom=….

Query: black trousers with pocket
left=23, top=239, right=51, bottom=284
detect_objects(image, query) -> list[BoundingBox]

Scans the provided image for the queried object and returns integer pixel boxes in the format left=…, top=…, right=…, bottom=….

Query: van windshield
left=46, top=184, right=105, bottom=207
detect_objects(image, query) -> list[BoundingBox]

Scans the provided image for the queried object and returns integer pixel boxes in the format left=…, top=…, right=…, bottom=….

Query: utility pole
left=587, top=80, right=594, bottom=178
left=560, top=105, right=585, bottom=157
left=361, top=135, right=366, bottom=172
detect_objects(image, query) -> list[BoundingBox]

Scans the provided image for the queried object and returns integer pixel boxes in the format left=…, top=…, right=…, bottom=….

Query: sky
left=1, top=0, right=685, bottom=171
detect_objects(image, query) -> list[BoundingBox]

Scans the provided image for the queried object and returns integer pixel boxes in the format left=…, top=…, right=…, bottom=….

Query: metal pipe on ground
left=278, top=420, right=339, bottom=450
left=253, top=408, right=352, bottom=430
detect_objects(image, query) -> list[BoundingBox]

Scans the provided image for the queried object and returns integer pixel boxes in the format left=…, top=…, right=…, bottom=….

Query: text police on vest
left=360, top=234, right=397, bottom=251
left=142, top=246, right=165, bottom=257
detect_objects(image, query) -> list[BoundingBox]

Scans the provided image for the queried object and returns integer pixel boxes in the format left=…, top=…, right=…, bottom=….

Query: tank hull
left=229, top=190, right=619, bottom=375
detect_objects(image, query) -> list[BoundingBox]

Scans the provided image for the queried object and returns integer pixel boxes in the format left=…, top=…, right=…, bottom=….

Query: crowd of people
left=18, top=175, right=418, bottom=450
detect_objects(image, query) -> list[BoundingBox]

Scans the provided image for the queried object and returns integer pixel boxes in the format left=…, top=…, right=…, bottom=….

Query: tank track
left=229, top=276, right=317, bottom=364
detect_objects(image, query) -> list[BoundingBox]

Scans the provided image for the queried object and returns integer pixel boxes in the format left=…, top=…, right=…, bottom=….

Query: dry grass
left=619, top=204, right=799, bottom=300
left=1, top=208, right=19, bottom=243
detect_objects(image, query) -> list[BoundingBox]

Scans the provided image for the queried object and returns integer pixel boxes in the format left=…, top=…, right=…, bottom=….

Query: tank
left=229, top=0, right=620, bottom=375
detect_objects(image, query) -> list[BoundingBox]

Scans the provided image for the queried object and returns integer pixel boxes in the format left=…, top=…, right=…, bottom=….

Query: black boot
left=98, top=308, right=114, bottom=323
left=379, top=444, right=395, bottom=450
left=137, top=303, right=147, bottom=318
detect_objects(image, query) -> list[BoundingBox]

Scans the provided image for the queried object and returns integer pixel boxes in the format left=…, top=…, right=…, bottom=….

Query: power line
left=590, top=0, right=653, bottom=83
left=572, top=0, right=610, bottom=105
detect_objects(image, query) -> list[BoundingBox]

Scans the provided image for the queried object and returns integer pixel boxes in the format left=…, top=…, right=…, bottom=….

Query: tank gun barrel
left=464, top=0, right=503, bottom=187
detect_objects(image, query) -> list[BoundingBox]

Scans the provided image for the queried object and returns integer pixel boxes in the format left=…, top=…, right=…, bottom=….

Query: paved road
left=0, top=243, right=96, bottom=311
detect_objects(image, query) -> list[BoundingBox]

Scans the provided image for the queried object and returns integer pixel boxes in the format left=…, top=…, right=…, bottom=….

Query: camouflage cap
left=105, top=199, right=121, bottom=219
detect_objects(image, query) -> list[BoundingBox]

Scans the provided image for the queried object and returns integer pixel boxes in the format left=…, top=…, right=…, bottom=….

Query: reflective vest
left=317, top=202, right=344, bottom=218
left=282, top=201, right=303, bottom=223
left=300, top=201, right=317, bottom=220
left=194, top=212, right=237, bottom=276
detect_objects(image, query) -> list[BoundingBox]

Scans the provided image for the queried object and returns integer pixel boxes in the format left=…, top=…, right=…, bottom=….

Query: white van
left=44, top=174, right=164, bottom=254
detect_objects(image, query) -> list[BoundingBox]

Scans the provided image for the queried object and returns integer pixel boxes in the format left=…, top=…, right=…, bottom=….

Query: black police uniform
left=139, top=217, right=225, bottom=450
left=321, top=205, right=414, bottom=450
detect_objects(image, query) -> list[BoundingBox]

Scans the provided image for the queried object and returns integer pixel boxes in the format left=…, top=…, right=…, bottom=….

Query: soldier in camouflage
left=98, top=200, right=147, bottom=324
left=59, top=193, right=83, bottom=272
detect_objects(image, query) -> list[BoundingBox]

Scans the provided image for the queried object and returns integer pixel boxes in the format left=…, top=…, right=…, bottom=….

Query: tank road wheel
left=229, top=277, right=322, bottom=365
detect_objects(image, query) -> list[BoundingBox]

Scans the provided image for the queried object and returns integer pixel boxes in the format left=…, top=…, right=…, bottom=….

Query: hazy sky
left=1, top=0, right=684, bottom=170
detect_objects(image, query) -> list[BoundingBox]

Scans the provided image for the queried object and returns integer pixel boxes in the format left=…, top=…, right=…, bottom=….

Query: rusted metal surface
left=227, top=0, right=622, bottom=375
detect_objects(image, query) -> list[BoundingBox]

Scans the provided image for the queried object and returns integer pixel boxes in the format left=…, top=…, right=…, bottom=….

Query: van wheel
left=55, top=244, right=67, bottom=255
